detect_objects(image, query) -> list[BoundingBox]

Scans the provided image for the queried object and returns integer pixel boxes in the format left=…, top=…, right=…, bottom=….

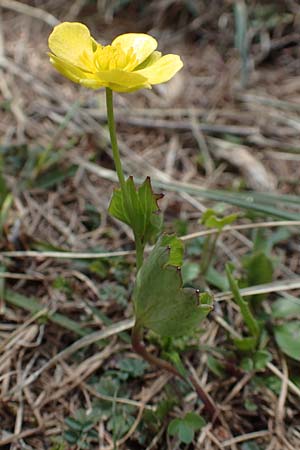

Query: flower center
left=90, top=44, right=138, bottom=72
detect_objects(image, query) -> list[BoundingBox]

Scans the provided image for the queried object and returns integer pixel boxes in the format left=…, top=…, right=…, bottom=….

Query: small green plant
left=61, top=368, right=145, bottom=448
left=63, top=416, right=99, bottom=449
left=200, top=208, right=238, bottom=278
left=226, top=263, right=273, bottom=371
left=272, top=295, right=300, bottom=361
left=167, top=412, right=205, bottom=444
left=226, top=228, right=300, bottom=365
left=48, top=22, right=216, bottom=419
left=46, top=23, right=300, bottom=440
left=242, top=229, right=274, bottom=306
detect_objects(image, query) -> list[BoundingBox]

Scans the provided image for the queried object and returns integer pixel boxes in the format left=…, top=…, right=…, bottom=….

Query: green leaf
left=292, top=376, right=300, bottom=389
left=182, top=262, right=200, bottom=284
left=253, top=350, right=272, bottom=370
left=0, top=264, right=6, bottom=301
left=240, top=357, right=254, bottom=372
left=184, top=412, right=206, bottom=430
left=4, top=289, right=91, bottom=337
left=201, top=209, right=238, bottom=231
left=167, top=413, right=205, bottom=444
left=271, top=296, right=300, bottom=319
left=205, top=266, right=229, bottom=291
left=133, top=235, right=213, bottom=337
left=63, top=430, right=79, bottom=445
left=0, top=193, right=13, bottom=234
left=244, top=398, right=258, bottom=412
left=109, top=176, right=163, bottom=245
left=233, top=336, right=257, bottom=351
left=178, top=422, right=194, bottom=444
left=168, top=419, right=194, bottom=444
left=0, top=159, right=8, bottom=206
left=225, top=265, right=260, bottom=339
left=168, top=419, right=182, bottom=437
left=252, top=229, right=271, bottom=254
left=152, top=178, right=300, bottom=220
left=244, top=251, right=273, bottom=303
left=155, top=399, right=177, bottom=421
left=117, top=357, right=148, bottom=378
left=274, top=321, right=300, bottom=361
left=73, top=158, right=300, bottom=219
left=165, top=235, right=184, bottom=266
left=107, top=413, right=135, bottom=439
left=207, top=355, right=225, bottom=377
left=164, top=350, right=189, bottom=379
left=65, top=417, right=83, bottom=432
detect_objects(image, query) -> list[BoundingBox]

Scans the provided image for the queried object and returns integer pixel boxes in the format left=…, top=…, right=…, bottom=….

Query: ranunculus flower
left=48, top=22, right=183, bottom=92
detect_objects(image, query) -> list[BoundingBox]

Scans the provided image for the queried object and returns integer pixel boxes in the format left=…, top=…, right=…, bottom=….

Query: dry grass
left=0, top=1, right=300, bottom=449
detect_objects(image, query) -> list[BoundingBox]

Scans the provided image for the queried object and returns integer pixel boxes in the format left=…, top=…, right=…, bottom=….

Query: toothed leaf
left=108, top=176, right=163, bottom=244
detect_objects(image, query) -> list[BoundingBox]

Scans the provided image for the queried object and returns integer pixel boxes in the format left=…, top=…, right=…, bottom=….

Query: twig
left=0, top=426, right=42, bottom=446
left=182, top=220, right=300, bottom=241
left=0, top=249, right=134, bottom=259
left=84, top=383, right=156, bottom=411
left=222, top=430, right=270, bottom=447
left=215, top=278, right=300, bottom=301
left=2, top=220, right=300, bottom=260
left=18, top=318, right=134, bottom=388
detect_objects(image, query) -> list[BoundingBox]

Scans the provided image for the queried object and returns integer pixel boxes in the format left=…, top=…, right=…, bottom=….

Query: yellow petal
left=134, top=51, right=162, bottom=70
left=96, top=69, right=147, bottom=88
left=111, top=33, right=157, bottom=67
left=50, top=54, right=105, bottom=89
left=48, top=22, right=96, bottom=69
left=108, top=82, right=151, bottom=93
left=135, top=54, right=183, bottom=84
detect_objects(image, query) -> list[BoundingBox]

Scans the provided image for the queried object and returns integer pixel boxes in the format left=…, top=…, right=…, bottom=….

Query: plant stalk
left=201, top=233, right=219, bottom=277
left=105, top=87, right=144, bottom=269
left=131, top=324, right=218, bottom=421
left=105, top=88, right=126, bottom=192
left=134, top=234, right=144, bottom=272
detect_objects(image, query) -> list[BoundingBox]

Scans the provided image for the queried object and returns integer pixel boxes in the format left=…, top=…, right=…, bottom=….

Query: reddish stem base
left=132, top=325, right=219, bottom=423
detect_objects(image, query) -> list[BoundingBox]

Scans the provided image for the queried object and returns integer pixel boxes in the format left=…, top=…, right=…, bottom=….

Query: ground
left=0, top=1, right=300, bottom=449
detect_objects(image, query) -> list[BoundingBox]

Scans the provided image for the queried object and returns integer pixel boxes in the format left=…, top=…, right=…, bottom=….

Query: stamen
left=92, top=44, right=137, bottom=72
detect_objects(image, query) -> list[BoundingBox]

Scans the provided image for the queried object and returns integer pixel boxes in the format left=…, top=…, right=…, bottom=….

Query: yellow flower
left=48, top=22, right=183, bottom=92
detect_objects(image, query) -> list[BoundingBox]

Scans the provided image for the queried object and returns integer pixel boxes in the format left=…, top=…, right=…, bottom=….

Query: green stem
left=105, top=88, right=126, bottom=191
left=201, top=233, right=219, bottom=277
left=135, top=235, right=144, bottom=271
left=105, top=88, right=144, bottom=270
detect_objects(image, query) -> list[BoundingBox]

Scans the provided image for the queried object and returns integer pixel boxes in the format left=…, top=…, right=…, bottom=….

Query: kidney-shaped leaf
left=133, top=235, right=213, bottom=337
left=274, top=321, right=300, bottom=361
